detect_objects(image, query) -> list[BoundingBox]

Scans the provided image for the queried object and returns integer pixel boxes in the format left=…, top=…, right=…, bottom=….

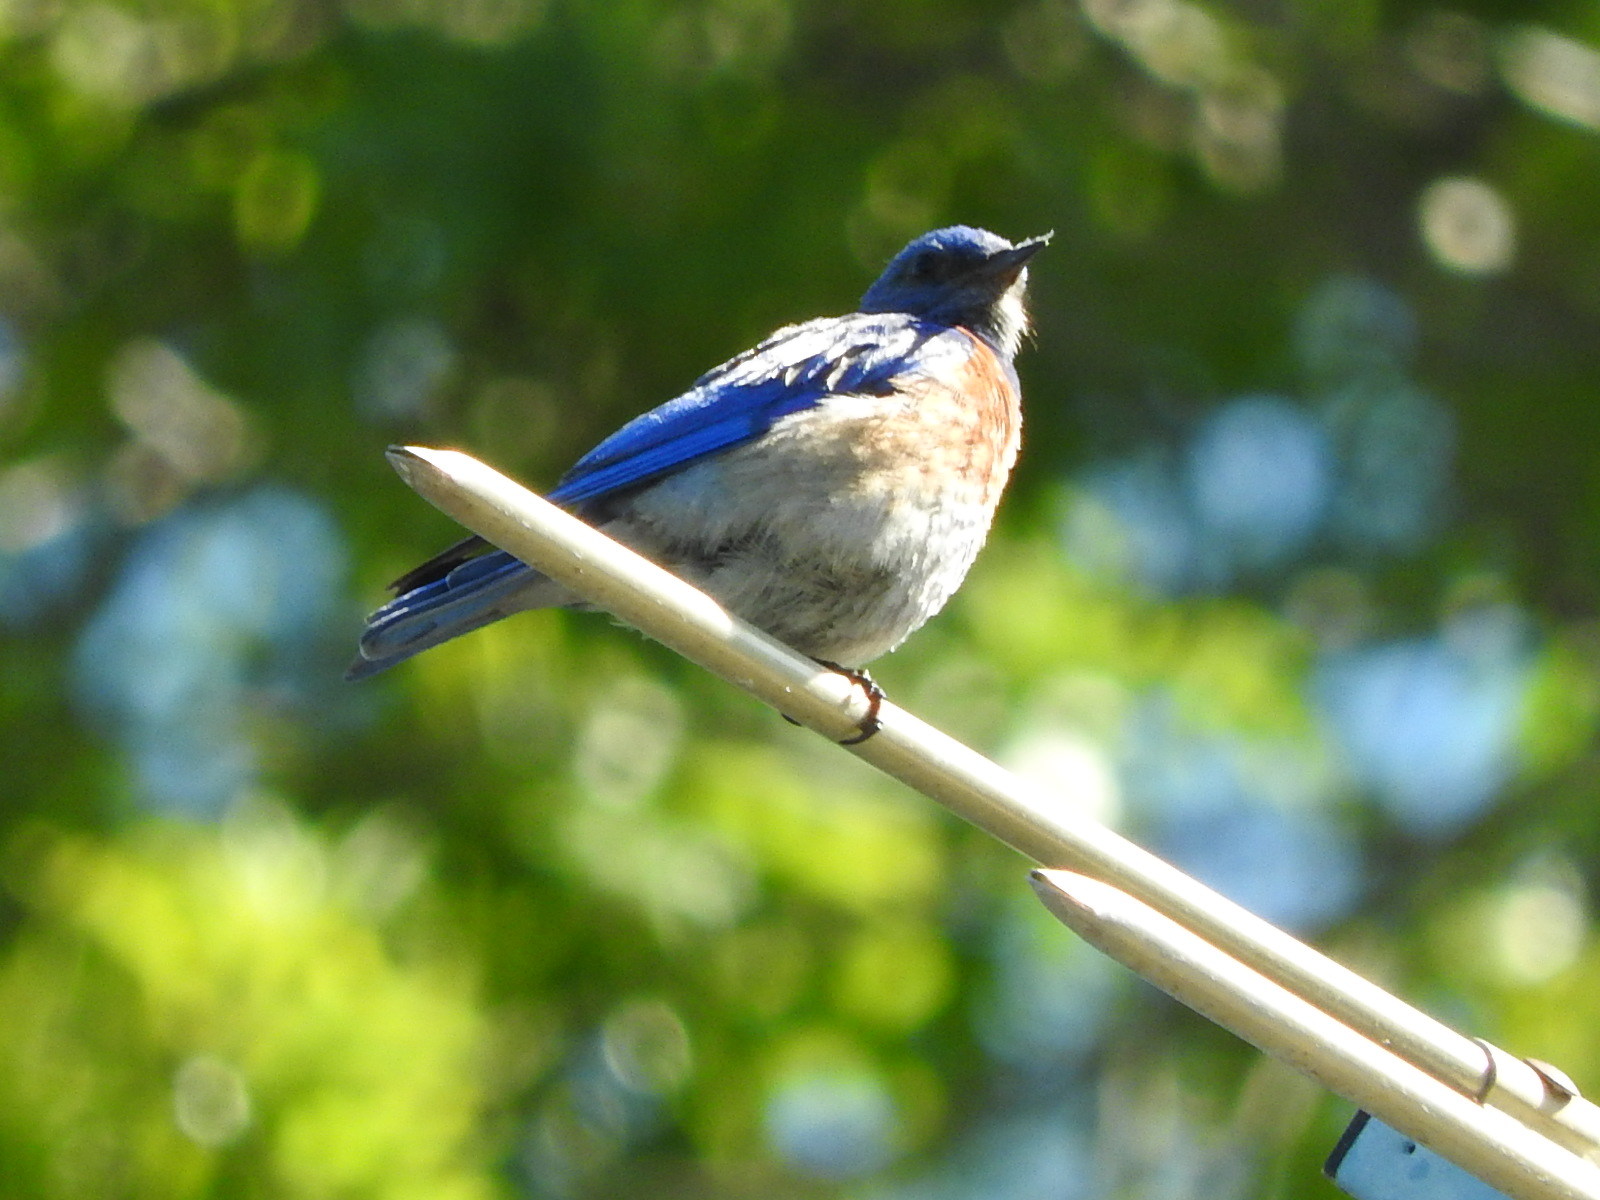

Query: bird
left=348, top=224, right=1049, bottom=740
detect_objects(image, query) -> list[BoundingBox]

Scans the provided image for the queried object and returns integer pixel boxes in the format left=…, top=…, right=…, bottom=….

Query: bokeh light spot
left=1069, top=454, right=1198, bottom=592
left=831, top=920, right=954, bottom=1033
left=74, top=487, right=347, bottom=817
left=1083, top=0, right=1229, bottom=89
left=1294, top=276, right=1417, bottom=387
left=1501, top=27, right=1600, bottom=131
left=172, top=1055, right=252, bottom=1147
left=49, top=1, right=235, bottom=109
left=1317, top=634, right=1530, bottom=835
left=352, top=316, right=457, bottom=423
left=1419, top=176, right=1515, bottom=276
left=108, top=339, right=257, bottom=488
left=765, top=1064, right=900, bottom=1180
left=1193, top=69, right=1283, bottom=194
left=1323, top=378, right=1453, bottom=556
left=574, top=676, right=684, bottom=811
left=601, top=998, right=692, bottom=1095
left=1186, top=394, right=1332, bottom=572
left=1491, top=860, right=1586, bottom=984
left=0, top=455, right=82, bottom=555
left=0, top=455, right=97, bottom=626
left=234, top=148, right=319, bottom=252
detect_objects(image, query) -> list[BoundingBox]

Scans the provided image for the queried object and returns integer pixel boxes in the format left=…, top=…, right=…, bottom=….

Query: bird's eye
left=907, top=253, right=942, bottom=283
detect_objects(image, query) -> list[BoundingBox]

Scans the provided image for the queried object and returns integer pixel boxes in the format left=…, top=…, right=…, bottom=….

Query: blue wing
left=549, top=312, right=938, bottom=509
left=349, top=312, right=945, bottom=679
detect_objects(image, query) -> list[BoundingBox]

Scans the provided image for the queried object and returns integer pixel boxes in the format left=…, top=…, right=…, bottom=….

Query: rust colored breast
left=849, top=329, right=1021, bottom=509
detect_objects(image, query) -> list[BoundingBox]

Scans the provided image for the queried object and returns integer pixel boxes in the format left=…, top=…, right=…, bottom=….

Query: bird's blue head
left=859, top=225, right=1051, bottom=358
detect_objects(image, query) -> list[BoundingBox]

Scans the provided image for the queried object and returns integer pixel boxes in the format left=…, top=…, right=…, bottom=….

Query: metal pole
left=1031, top=870, right=1600, bottom=1200
left=383, top=445, right=1600, bottom=1179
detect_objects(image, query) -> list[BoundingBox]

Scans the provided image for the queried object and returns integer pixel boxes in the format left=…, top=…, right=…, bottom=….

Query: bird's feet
left=817, top=661, right=885, bottom=745
left=779, top=662, right=886, bottom=743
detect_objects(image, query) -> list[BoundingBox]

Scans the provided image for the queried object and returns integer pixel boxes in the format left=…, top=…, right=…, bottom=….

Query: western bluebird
left=349, top=225, right=1049, bottom=738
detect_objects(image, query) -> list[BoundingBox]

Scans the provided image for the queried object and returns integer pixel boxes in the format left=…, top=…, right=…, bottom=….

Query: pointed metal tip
left=385, top=445, right=419, bottom=479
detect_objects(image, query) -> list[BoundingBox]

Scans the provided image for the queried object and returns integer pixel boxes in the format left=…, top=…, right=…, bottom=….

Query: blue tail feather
left=347, top=550, right=544, bottom=679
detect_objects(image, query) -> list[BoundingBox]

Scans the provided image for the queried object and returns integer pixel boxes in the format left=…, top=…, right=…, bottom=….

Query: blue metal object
left=1328, top=1112, right=1512, bottom=1200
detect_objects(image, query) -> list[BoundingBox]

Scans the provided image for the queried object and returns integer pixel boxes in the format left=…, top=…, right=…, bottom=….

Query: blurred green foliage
left=5, top=0, right=1600, bottom=1196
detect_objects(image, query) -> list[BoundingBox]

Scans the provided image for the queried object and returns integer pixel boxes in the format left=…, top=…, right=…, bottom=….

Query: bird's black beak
left=980, top=231, right=1053, bottom=282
